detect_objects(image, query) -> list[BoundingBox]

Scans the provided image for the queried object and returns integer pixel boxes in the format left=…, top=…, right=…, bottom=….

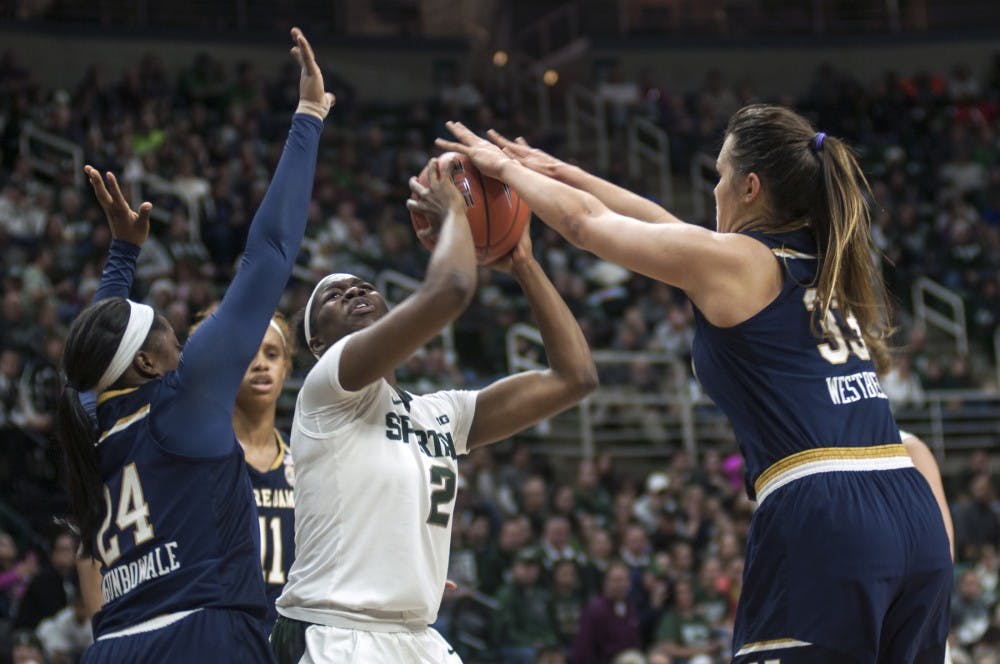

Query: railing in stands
left=129, top=173, right=204, bottom=241
left=690, top=152, right=716, bottom=223
left=18, top=123, right=84, bottom=189
left=506, top=323, right=695, bottom=460
left=912, top=276, right=968, bottom=357
left=503, top=323, right=1000, bottom=466
left=627, top=116, right=673, bottom=209
left=566, top=85, right=609, bottom=174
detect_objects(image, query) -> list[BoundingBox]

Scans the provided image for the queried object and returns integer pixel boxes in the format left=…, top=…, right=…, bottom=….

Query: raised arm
left=162, top=29, right=332, bottom=452
left=465, top=227, right=597, bottom=449
left=488, top=130, right=682, bottom=224
left=334, top=157, right=477, bottom=390
left=84, top=165, right=151, bottom=301
left=438, top=121, right=779, bottom=328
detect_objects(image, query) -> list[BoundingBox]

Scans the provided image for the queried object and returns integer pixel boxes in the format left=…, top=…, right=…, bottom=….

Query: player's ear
left=133, top=350, right=162, bottom=380
left=744, top=172, right=762, bottom=203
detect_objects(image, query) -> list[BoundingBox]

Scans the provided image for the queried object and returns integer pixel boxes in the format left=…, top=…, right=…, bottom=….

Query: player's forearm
left=498, top=160, right=606, bottom=250
left=555, top=163, right=682, bottom=224
left=421, top=207, right=477, bottom=314
left=94, top=239, right=141, bottom=302
left=512, top=259, right=597, bottom=392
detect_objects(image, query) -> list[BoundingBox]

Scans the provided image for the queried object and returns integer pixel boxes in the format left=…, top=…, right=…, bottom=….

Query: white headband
left=96, top=300, right=156, bottom=393
left=304, top=273, right=354, bottom=358
left=268, top=319, right=288, bottom=351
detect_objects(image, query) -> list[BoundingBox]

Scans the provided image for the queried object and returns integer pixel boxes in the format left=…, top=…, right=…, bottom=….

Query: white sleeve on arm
left=297, top=334, right=378, bottom=434
left=425, top=389, right=479, bottom=457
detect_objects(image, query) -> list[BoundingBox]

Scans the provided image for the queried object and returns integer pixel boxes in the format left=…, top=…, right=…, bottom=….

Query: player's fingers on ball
left=408, top=176, right=429, bottom=197
left=434, top=138, right=467, bottom=154
left=426, top=158, right=442, bottom=185
left=486, top=129, right=512, bottom=147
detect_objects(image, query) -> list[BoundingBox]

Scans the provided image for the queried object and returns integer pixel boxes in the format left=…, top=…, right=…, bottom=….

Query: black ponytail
left=56, top=387, right=103, bottom=557
left=56, top=298, right=130, bottom=556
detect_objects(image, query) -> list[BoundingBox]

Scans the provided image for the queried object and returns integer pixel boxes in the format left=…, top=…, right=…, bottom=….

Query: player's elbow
left=559, top=363, right=599, bottom=401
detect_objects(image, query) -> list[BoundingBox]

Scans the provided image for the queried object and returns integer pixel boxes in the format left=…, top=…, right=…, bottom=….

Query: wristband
left=296, top=98, right=330, bottom=120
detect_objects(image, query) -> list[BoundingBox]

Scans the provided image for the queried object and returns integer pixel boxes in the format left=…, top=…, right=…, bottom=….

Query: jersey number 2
left=802, top=288, right=870, bottom=364
left=427, top=466, right=457, bottom=527
left=96, top=463, right=155, bottom=567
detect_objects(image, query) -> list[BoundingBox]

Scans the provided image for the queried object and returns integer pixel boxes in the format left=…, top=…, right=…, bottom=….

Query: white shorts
left=301, top=624, right=463, bottom=664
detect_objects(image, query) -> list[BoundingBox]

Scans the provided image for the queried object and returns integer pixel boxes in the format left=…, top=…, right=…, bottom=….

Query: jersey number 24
left=96, top=463, right=154, bottom=567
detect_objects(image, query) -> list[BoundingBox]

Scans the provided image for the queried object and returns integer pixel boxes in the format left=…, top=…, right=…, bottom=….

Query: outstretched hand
left=290, top=27, right=335, bottom=116
left=435, top=121, right=511, bottom=179
left=84, top=165, right=151, bottom=246
left=488, top=130, right=564, bottom=178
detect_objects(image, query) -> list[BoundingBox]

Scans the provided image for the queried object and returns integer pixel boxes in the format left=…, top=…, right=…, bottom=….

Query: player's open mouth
left=249, top=376, right=273, bottom=392
left=350, top=301, right=374, bottom=315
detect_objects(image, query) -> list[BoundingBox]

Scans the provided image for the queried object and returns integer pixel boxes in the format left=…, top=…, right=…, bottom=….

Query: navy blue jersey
left=691, top=228, right=900, bottom=498
left=246, top=431, right=295, bottom=632
left=93, top=384, right=264, bottom=633
left=88, top=113, right=322, bottom=639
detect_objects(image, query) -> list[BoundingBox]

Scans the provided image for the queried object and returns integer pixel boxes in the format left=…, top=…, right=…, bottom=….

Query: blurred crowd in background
left=1, top=40, right=1000, bottom=663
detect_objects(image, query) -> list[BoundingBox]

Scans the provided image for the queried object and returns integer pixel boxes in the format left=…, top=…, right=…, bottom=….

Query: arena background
left=0, top=1, right=999, bottom=662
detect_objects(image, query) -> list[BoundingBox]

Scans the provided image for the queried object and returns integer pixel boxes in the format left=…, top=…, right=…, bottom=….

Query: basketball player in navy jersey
left=54, top=28, right=332, bottom=663
left=191, top=307, right=298, bottom=633
left=440, top=107, right=952, bottom=663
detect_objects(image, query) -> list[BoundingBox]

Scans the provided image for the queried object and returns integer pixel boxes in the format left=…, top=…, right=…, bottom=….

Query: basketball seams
left=472, top=168, right=492, bottom=255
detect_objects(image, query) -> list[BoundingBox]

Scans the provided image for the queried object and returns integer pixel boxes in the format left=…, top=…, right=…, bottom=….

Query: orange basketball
left=409, top=153, right=531, bottom=265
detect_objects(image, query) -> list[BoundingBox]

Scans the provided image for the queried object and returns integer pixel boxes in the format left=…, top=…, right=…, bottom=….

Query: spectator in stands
left=540, top=515, right=585, bottom=571
left=35, top=581, right=92, bottom=663
left=954, top=473, right=1000, bottom=560
left=597, top=64, right=642, bottom=137
left=549, top=557, right=585, bottom=652
left=9, top=629, right=44, bottom=664
left=494, top=547, right=559, bottom=663
left=572, top=561, right=643, bottom=664
left=655, top=577, right=725, bottom=664
left=634, top=472, right=672, bottom=533
left=520, top=475, right=551, bottom=534
left=954, top=569, right=992, bottom=649
left=882, top=353, right=926, bottom=408
left=575, top=459, right=614, bottom=523
left=13, top=529, right=76, bottom=630
left=0, top=532, right=36, bottom=620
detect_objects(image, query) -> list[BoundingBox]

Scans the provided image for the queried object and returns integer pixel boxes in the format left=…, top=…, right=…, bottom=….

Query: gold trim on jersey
left=97, top=404, right=151, bottom=444
left=270, top=430, right=289, bottom=471
left=735, top=638, right=812, bottom=656
left=772, top=247, right=816, bottom=260
left=97, top=387, right=139, bottom=405
left=754, top=444, right=912, bottom=505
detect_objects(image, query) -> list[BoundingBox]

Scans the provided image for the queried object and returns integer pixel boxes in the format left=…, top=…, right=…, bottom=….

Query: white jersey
left=276, top=334, right=477, bottom=629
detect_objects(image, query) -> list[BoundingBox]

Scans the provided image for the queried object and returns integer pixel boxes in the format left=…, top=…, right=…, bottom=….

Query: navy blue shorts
left=733, top=467, right=951, bottom=663
left=83, top=608, right=274, bottom=664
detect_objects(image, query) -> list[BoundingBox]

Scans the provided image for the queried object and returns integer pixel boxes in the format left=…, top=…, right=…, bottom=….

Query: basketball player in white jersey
left=271, top=156, right=597, bottom=663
